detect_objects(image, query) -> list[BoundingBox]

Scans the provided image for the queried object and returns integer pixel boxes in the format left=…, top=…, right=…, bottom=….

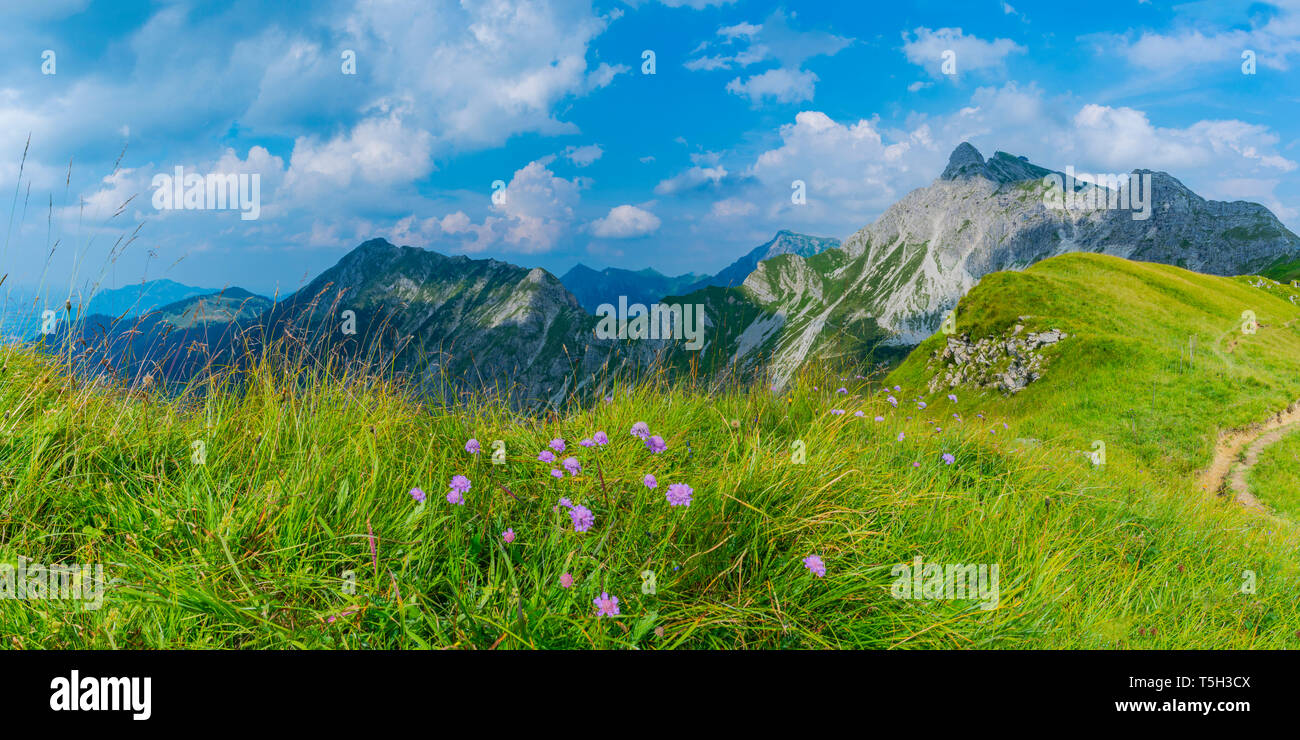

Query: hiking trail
left=1199, top=399, right=1300, bottom=512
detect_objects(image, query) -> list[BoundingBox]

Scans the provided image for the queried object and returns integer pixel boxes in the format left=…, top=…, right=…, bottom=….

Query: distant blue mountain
left=83, top=279, right=213, bottom=318
left=0, top=279, right=218, bottom=344
left=559, top=264, right=709, bottom=313
left=558, top=231, right=841, bottom=313
left=687, top=230, right=841, bottom=291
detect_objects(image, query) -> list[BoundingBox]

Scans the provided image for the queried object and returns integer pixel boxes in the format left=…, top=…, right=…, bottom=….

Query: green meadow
left=1, top=252, right=1298, bottom=649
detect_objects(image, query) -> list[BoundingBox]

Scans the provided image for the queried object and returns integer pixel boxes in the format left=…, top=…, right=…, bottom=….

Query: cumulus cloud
left=588, top=205, right=661, bottom=238
left=1087, top=4, right=1300, bottom=73
left=726, top=68, right=819, bottom=105
left=283, top=110, right=434, bottom=193
left=654, top=165, right=728, bottom=195
left=0, top=0, right=632, bottom=285
left=687, top=10, right=851, bottom=105
left=902, top=27, right=1026, bottom=77
left=564, top=144, right=604, bottom=167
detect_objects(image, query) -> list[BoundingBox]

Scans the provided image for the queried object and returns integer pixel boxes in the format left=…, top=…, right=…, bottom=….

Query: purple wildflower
left=465, top=438, right=481, bottom=454
left=560, top=573, right=574, bottom=588
left=874, top=416, right=884, bottom=422
left=409, top=487, right=426, bottom=503
left=643, top=474, right=658, bottom=489
left=538, top=450, right=556, bottom=463
left=550, top=469, right=564, bottom=479
left=631, top=421, right=650, bottom=440
left=593, top=431, right=609, bottom=445
left=593, top=592, right=620, bottom=617
left=570, top=505, right=595, bottom=533
left=558, top=497, right=573, bottom=508
left=447, top=489, right=465, bottom=505
left=897, top=432, right=905, bottom=441
left=580, top=438, right=595, bottom=447
left=831, top=409, right=845, bottom=415
left=887, top=395, right=898, bottom=407
left=549, top=438, right=566, bottom=452
left=449, top=475, right=471, bottom=494
left=942, top=453, right=955, bottom=465
left=645, top=435, right=667, bottom=454
left=917, top=401, right=927, bottom=410
left=502, top=528, right=516, bottom=544
left=947, top=394, right=958, bottom=403
left=854, top=411, right=865, bottom=418
left=563, top=456, right=581, bottom=476
left=666, top=483, right=694, bottom=507
left=836, top=387, right=847, bottom=394
left=803, top=555, right=826, bottom=577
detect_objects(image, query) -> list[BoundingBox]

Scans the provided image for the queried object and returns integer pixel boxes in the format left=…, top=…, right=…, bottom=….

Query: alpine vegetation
left=890, top=557, right=1000, bottom=611
left=595, top=297, right=706, bottom=350
left=0, top=556, right=105, bottom=611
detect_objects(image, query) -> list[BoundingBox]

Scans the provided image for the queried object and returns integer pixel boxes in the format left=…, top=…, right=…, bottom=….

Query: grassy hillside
left=1249, top=430, right=1300, bottom=521
left=1262, top=254, right=1300, bottom=285
left=889, top=253, right=1300, bottom=484
left=1, top=328, right=1297, bottom=648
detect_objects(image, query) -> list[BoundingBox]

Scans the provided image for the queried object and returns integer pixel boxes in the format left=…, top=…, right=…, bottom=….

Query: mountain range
left=40, top=142, right=1300, bottom=402
left=558, top=229, right=840, bottom=312
left=655, top=142, right=1300, bottom=388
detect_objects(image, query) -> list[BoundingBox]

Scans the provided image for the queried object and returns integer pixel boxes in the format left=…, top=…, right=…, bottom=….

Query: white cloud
left=283, top=110, right=433, bottom=193
left=588, top=205, right=661, bottom=238
left=902, top=27, right=1026, bottom=77
left=710, top=198, right=757, bottom=218
left=1091, top=5, right=1300, bottom=73
left=653, top=0, right=737, bottom=8
left=726, top=68, right=819, bottom=105
left=564, top=144, right=604, bottom=167
left=1071, top=104, right=1296, bottom=174
left=493, top=158, right=585, bottom=252
left=654, top=165, right=727, bottom=195
left=340, top=0, right=627, bottom=151
left=369, top=157, right=586, bottom=255
left=686, top=10, right=851, bottom=105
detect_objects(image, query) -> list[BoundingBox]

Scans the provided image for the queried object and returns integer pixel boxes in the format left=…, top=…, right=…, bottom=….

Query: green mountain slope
left=888, top=252, right=1300, bottom=482
left=657, top=144, right=1300, bottom=391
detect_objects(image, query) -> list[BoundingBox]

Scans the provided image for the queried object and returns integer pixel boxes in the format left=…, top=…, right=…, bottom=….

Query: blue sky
left=1, top=0, right=1298, bottom=297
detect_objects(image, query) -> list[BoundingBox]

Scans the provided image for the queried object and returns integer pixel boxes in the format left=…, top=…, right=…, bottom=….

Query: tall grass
left=1, top=341, right=1296, bottom=649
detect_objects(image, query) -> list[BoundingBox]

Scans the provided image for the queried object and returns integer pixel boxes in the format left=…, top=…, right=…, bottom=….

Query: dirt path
left=1198, top=399, right=1300, bottom=512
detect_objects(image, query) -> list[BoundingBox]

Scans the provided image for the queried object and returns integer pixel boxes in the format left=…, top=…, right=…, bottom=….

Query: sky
left=1, top=0, right=1298, bottom=297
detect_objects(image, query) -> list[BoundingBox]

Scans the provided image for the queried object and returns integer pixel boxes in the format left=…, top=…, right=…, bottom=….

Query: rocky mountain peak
left=940, top=142, right=989, bottom=181
left=941, top=143, right=1057, bottom=184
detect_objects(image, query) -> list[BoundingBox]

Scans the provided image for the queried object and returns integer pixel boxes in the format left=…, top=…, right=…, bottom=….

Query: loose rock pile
left=926, top=318, right=1068, bottom=395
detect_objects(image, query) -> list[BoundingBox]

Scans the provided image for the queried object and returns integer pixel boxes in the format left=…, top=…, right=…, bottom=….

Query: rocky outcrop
left=926, top=318, right=1069, bottom=395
